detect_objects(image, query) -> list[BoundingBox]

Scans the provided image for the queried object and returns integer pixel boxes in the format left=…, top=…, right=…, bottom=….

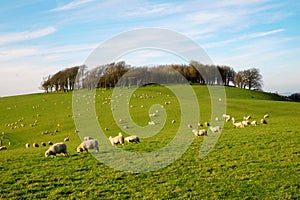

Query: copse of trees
left=41, top=61, right=263, bottom=92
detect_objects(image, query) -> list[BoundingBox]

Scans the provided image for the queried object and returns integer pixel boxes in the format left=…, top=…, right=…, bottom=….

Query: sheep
left=264, top=114, right=269, bottom=119
left=148, top=121, right=156, bottom=125
left=171, top=120, right=176, bottom=124
left=204, top=122, right=210, bottom=127
left=25, top=143, right=30, bottom=148
left=187, top=124, right=193, bottom=129
left=192, top=129, right=207, bottom=136
left=48, top=141, right=53, bottom=146
left=33, top=143, right=39, bottom=148
left=125, top=135, right=140, bottom=143
left=210, top=126, right=221, bottom=133
left=149, top=113, right=157, bottom=117
left=198, top=122, right=203, bottom=127
left=109, top=132, right=124, bottom=146
left=64, top=137, right=69, bottom=142
left=261, top=118, right=267, bottom=124
left=233, top=122, right=244, bottom=128
left=243, top=115, right=251, bottom=120
left=84, top=136, right=94, bottom=141
left=0, top=146, right=6, bottom=151
left=41, top=142, right=47, bottom=147
left=242, top=120, right=250, bottom=126
left=45, top=142, right=68, bottom=157
left=222, top=114, right=231, bottom=122
left=77, top=139, right=99, bottom=153
left=251, top=120, right=257, bottom=126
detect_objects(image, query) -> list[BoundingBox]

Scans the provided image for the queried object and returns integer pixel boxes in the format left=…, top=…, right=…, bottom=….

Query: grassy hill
left=0, top=85, right=299, bottom=199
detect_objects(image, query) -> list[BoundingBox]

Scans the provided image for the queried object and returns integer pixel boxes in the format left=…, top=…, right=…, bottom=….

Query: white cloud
left=51, top=0, right=95, bottom=11
left=126, top=3, right=182, bottom=17
left=0, top=27, right=56, bottom=45
left=244, top=29, right=285, bottom=39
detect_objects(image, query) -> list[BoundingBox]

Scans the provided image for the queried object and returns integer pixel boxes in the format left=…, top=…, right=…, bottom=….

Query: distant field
left=0, top=85, right=299, bottom=199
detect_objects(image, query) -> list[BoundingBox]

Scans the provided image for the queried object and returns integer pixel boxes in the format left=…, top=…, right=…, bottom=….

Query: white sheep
left=25, top=143, right=30, bottom=148
left=192, top=129, right=207, bottom=136
left=210, top=126, right=221, bottom=133
left=109, top=132, right=124, bottom=146
left=242, top=120, right=250, bottom=126
left=171, top=120, right=176, bottom=124
left=33, top=143, right=39, bottom=148
left=48, top=141, right=53, bottom=146
left=148, top=121, right=156, bottom=125
left=233, top=122, right=244, bottom=128
left=261, top=118, right=267, bottom=124
left=125, top=135, right=140, bottom=143
left=251, top=120, right=257, bottom=126
left=77, top=139, right=99, bottom=153
left=41, top=142, right=46, bottom=147
left=264, top=114, right=269, bottom=119
left=45, top=142, right=68, bottom=157
left=84, top=136, right=94, bottom=141
left=64, top=137, right=69, bottom=142
left=204, top=122, right=210, bottom=127
left=223, top=114, right=231, bottom=122
left=243, top=115, right=251, bottom=120
left=0, top=146, right=6, bottom=151
left=187, top=124, right=193, bottom=128
left=197, top=122, right=203, bottom=127
left=149, top=113, right=157, bottom=117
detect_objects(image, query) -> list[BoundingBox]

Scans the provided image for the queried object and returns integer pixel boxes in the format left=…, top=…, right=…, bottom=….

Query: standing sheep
left=77, top=139, right=99, bottom=153
left=109, top=132, right=124, bottom=146
left=45, top=142, right=68, bottom=157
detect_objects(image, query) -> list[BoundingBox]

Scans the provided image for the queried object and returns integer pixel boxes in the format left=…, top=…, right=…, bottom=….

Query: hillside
left=0, top=85, right=299, bottom=199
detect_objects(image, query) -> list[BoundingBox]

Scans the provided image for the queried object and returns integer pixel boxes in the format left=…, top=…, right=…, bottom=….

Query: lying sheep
left=125, top=135, right=140, bottom=143
left=0, top=146, right=7, bottom=151
left=264, top=114, right=269, bottom=119
left=242, top=120, right=250, bottom=126
left=204, top=122, right=210, bottom=127
left=45, top=142, right=68, bottom=157
left=171, top=120, right=176, bottom=124
left=48, top=141, right=53, bottom=146
left=33, top=143, right=39, bottom=148
left=192, top=129, right=207, bottom=136
left=64, top=137, right=69, bottom=142
left=210, top=126, right=221, bottom=133
left=77, top=139, right=99, bottom=153
left=84, top=136, right=94, bottom=141
left=109, top=132, right=124, bottom=146
left=41, top=142, right=46, bottom=147
left=233, top=122, right=244, bottom=128
left=25, top=143, right=30, bottom=148
left=261, top=118, right=267, bottom=124
left=187, top=124, right=193, bottom=129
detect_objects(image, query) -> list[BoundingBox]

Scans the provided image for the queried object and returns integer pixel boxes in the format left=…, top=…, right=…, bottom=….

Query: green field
left=0, top=85, right=299, bottom=199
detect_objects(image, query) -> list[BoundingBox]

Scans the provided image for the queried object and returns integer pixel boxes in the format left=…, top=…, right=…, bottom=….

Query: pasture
left=0, top=85, right=299, bottom=199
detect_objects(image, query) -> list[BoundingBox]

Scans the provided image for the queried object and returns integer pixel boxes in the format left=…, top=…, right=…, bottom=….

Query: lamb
left=25, top=143, right=30, bottom=148
left=192, top=129, right=207, bottom=136
left=45, top=142, right=68, bottom=157
left=125, top=135, right=140, bottom=143
left=210, top=126, right=221, bottom=133
left=77, top=139, right=99, bottom=153
left=84, top=136, right=94, bottom=141
left=109, top=132, right=124, bottom=146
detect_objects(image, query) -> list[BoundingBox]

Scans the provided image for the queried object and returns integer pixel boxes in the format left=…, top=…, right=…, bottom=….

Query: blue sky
left=0, top=0, right=299, bottom=97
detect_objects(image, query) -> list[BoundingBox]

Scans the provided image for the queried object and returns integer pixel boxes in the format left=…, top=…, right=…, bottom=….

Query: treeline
left=41, top=61, right=263, bottom=92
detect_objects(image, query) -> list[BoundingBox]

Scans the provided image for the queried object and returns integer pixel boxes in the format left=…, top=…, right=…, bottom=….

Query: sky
left=0, top=0, right=299, bottom=97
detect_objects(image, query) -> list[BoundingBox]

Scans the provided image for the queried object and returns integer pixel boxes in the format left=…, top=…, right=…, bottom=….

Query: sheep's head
left=45, top=150, right=53, bottom=157
left=77, top=146, right=84, bottom=153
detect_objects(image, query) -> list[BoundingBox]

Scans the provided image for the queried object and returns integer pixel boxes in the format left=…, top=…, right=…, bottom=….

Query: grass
left=0, top=85, right=299, bottom=199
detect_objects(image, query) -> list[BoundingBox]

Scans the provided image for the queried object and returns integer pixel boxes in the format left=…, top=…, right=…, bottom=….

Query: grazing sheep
left=25, top=143, right=30, bottom=148
left=0, top=146, right=6, bottom=151
left=243, top=115, right=251, bottom=120
left=45, top=142, right=68, bottom=157
left=264, top=114, right=269, bottom=119
left=125, top=135, right=140, bottom=143
left=192, top=129, right=207, bottom=136
left=33, top=143, right=39, bottom=148
left=204, top=122, right=210, bottom=127
left=41, top=142, right=47, bottom=147
left=210, top=126, right=221, bottom=133
left=84, top=136, right=94, bottom=141
left=171, top=120, right=176, bottom=124
left=109, top=132, right=124, bottom=146
left=48, top=141, right=53, bottom=146
left=251, top=120, right=257, bottom=126
left=261, top=118, right=267, bottom=124
left=233, top=122, right=244, bottom=128
left=64, top=137, right=69, bottom=142
left=77, top=139, right=99, bottom=153
left=187, top=124, right=193, bottom=129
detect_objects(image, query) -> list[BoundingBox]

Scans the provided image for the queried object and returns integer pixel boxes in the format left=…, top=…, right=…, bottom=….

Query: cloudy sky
left=0, top=0, right=299, bottom=97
